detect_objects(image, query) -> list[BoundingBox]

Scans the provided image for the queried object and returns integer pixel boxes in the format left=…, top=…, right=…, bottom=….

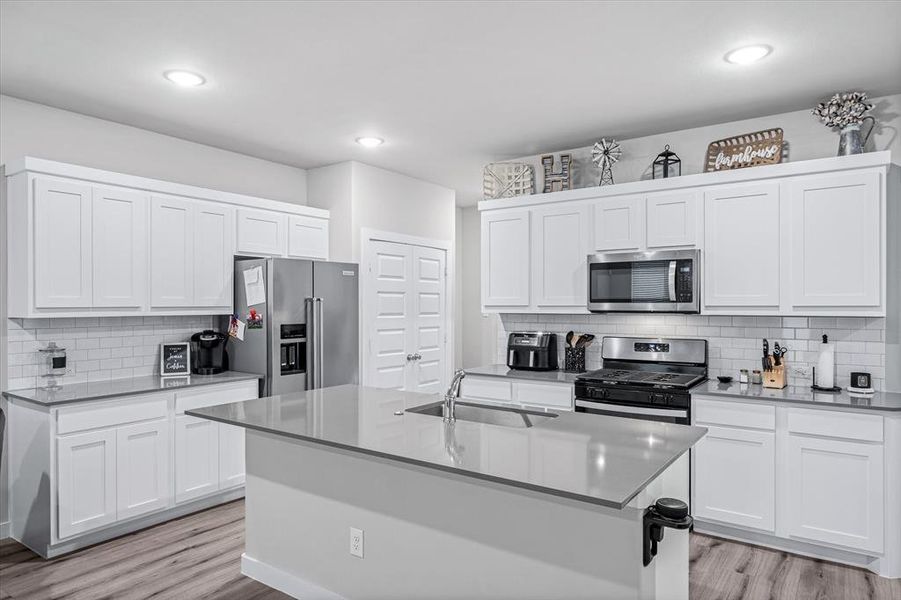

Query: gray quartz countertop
left=2, top=371, right=262, bottom=406
left=187, top=384, right=707, bottom=509
left=465, top=364, right=581, bottom=384
left=693, top=380, right=901, bottom=411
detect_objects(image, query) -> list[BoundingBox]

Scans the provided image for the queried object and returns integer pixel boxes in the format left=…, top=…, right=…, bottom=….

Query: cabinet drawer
left=460, top=377, right=512, bottom=402
left=693, top=397, right=775, bottom=430
left=787, top=408, right=883, bottom=443
left=57, top=394, right=170, bottom=435
left=515, top=381, right=573, bottom=409
left=174, top=381, right=259, bottom=414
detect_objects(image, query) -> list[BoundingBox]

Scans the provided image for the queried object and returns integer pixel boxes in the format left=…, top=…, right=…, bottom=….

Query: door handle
left=413, top=352, right=422, bottom=361
left=406, top=354, right=414, bottom=362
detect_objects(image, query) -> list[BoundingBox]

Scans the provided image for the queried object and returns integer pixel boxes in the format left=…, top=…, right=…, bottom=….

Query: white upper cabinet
left=788, top=171, right=881, bottom=310
left=237, top=208, right=288, bottom=256
left=150, top=196, right=194, bottom=308
left=532, top=203, right=589, bottom=306
left=6, top=159, right=329, bottom=317
left=703, top=183, right=781, bottom=309
left=481, top=209, right=530, bottom=307
left=646, top=190, right=700, bottom=248
left=592, top=195, right=644, bottom=252
left=193, top=201, right=235, bottom=308
left=92, top=186, right=147, bottom=308
left=33, top=178, right=93, bottom=308
left=287, top=215, right=329, bottom=259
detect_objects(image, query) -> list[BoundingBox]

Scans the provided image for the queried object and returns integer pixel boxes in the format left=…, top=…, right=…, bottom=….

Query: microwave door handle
left=668, top=261, right=677, bottom=302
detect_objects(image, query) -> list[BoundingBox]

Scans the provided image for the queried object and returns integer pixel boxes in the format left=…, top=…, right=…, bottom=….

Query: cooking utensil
left=571, top=334, right=582, bottom=348
left=577, top=334, right=595, bottom=348
left=762, top=339, right=769, bottom=372
left=565, top=331, right=574, bottom=348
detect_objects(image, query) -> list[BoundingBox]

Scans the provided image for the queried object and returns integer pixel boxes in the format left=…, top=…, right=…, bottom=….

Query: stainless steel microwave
left=587, top=249, right=700, bottom=313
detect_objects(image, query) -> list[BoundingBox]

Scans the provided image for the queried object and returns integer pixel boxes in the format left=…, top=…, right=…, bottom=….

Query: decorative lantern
left=652, top=144, right=681, bottom=179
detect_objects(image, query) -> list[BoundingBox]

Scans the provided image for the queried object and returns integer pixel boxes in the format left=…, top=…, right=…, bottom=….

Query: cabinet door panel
left=790, top=172, right=881, bottom=308
left=787, top=435, right=883, bottom=553
left=532, top=204, right=589, bottom=306
left=481, top=210, right=530, bottom=307
left=219, top=424, right=246, bottom=489
left=237, top=209, right=287, bottom=256
left=693, top=425, right=775, bottom=532
left=116, top=420, right=170, bottom=520
left=92, top=187, right=147, bottom=307
left=593, top=196, right=644, bottom=251
left=287, top=215, right=329, bottom=259
left=174, top=415, right=219, bottom=503
left=704, top=183, right=780, bottom=307
left=57, top=430, right=117, bottom=539
left=150, top=196, right=194, bottom=307
left=34, top=178, right=93, bottom=308
left=194, top=201, right=234, bottom=308
left=647, top=190, right=699, bottom=248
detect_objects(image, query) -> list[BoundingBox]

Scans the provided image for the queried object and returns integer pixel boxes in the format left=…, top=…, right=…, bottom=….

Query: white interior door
left=367, top=241, right=413, bottom=391
left=365, top=238, right=448, bottom=394
left=410, top=246, right=446, bottom=394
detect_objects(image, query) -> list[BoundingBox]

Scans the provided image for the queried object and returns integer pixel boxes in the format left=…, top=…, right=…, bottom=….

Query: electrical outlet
left=349, top=527, right=364, bottom=558
left=792, top=365, right=811, bottom=378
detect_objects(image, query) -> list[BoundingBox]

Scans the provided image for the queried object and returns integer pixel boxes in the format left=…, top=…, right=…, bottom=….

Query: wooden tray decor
left=704, top=128, right=784, bottom=172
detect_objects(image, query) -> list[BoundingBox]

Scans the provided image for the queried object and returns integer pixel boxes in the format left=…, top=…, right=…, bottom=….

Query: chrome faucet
left=443, top=369, right=466, bottom=422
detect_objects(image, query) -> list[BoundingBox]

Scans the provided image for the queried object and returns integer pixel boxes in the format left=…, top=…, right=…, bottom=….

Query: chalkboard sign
left=160, top=343, right=191, bottom=376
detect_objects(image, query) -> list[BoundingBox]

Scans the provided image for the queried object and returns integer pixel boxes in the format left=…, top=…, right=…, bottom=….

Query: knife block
left=763, top=362, right=787, bottom=389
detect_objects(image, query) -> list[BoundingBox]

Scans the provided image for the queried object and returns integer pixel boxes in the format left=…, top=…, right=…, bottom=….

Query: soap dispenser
left=812, top=334, right=838, bottom=392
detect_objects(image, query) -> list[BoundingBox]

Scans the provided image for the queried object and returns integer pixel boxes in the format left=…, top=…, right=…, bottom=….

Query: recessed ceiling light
left=164, top=70, right=206, bottom=87
left=356, top=136, right=384, bottom=148
left=724, top=45, right=772, bottom=65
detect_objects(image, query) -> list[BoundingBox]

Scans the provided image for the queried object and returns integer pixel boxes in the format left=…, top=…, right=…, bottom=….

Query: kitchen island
left=188, top=384, right=707, bottom=600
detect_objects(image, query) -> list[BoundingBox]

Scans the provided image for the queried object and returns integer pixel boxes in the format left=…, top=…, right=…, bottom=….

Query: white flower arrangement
left=812, top=92, right=874, bottom=130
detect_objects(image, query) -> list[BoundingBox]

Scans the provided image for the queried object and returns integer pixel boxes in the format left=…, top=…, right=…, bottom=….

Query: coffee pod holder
left=643, top=498, right=692, bottom=567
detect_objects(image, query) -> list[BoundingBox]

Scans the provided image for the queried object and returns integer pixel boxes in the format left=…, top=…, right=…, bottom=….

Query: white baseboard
left=241, top=553, right=345, bottom=600
left=0, top=520, right=9, bottom=540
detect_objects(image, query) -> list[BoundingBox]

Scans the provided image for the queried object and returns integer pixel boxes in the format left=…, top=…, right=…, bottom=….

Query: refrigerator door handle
left=305, top=298, right=315, bottom=390
left=315, top=297, right=324, bottom=388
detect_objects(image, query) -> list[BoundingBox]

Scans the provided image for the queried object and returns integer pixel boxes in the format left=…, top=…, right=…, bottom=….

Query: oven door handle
left=668, top=261, right=677, bottom=302
left=575, top=400, right=688, bottom=419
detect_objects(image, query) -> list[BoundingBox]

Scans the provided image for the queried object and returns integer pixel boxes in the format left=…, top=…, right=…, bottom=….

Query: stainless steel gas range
left=574, top=337, right=708, bottom=425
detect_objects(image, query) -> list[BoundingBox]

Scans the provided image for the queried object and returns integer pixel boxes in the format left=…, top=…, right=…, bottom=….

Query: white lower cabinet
left=174, top=415, right=220, bottom=503
left=786, top=434, right=884, bottom=553
left=57, top=429, right=117, bottom=539
left=41, top=380, right=257, bottom=552
left=460, top=375, right=573, bottom=411
left=693, top=424, right=775, bottom=532
left=692, top=395, right=888, bottom=562
left=116, top=420, right=170, bottom=520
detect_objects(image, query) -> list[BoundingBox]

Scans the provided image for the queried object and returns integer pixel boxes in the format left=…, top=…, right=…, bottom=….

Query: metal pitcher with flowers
left=812, top=91, right=876, bottom=156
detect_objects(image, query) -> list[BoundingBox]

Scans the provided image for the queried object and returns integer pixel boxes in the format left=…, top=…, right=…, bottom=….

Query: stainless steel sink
left=406, top=401, right=558, bottom=428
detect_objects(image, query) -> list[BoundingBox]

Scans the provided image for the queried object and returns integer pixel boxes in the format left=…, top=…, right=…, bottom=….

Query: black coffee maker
left=190, top=330, right=228, bottom=375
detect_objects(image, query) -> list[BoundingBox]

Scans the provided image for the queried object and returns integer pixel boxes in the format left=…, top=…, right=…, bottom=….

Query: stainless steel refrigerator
left=225, top=257, right=359, bottom=397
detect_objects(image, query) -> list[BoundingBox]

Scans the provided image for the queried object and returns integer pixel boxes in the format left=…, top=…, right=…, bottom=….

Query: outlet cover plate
left=350, top=527, right=364, bottom=558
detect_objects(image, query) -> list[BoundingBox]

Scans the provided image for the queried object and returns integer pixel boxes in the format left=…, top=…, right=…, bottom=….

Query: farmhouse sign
left=704, top=128, right=784, bottom=172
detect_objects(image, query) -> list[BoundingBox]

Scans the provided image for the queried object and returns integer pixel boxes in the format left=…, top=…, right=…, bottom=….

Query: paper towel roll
left=816, top=334, right=835, bottom=389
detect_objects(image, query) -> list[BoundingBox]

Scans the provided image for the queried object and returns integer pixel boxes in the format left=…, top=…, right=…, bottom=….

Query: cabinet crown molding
left=4, top=156, right=328, bottom=219
left=478, top=151, right=892, bottom=212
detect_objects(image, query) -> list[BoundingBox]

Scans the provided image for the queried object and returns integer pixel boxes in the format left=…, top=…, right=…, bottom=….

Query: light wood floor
left=1, top=500, right=898, bottom=600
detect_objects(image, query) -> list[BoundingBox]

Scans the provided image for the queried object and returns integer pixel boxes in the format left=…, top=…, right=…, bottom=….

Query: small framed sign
left=160, top=343, right=191, bottom=377
left=704, top=128, right=784, bottom=172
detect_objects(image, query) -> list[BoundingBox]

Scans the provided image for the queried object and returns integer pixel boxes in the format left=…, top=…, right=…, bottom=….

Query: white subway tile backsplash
left=498, top=313, right=887, bottom=391
left=5, top=315, right=218, bottom=390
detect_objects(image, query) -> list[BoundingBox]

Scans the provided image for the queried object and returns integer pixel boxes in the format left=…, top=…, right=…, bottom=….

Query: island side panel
left=243, top=430, right=660, bottom=600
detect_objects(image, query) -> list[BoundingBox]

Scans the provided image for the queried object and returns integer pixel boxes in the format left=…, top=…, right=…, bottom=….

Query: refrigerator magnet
left=228, top=315, right=246, bottom=341
left=246, top=308, right=263, bottom=329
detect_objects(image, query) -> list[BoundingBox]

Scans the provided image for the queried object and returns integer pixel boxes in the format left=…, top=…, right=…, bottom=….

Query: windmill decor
left=591, top=138, right=622, bottom=186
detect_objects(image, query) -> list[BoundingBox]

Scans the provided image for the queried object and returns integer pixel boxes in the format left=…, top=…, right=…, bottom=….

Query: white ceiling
left=2, top=1, right=900, bottom=206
